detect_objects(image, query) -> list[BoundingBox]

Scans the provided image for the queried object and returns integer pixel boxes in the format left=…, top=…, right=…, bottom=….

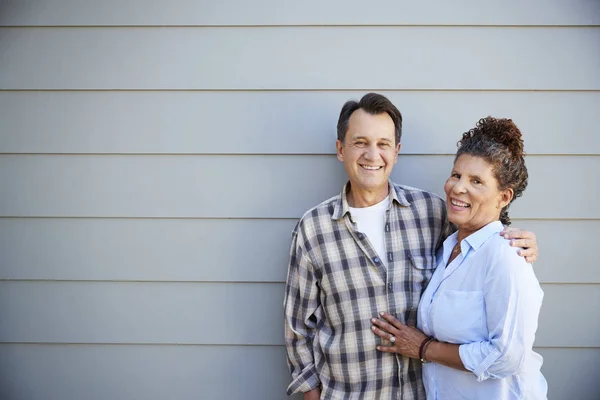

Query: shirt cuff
left=459, top=343, right=501, bottom=382
left=286, top=364, right=320, bottom=395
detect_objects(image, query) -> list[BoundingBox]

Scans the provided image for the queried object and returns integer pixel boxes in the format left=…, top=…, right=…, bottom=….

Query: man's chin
left=350, top=180, right=389, bottom=193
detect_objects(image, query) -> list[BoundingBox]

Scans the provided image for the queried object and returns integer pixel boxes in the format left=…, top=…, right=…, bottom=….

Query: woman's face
left=444, top=154, right=513, bottom=234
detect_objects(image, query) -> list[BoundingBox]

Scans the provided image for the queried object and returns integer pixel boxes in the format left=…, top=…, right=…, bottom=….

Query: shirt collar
left=441, top=220, right=504, bottom=263
left=331, top=180, right=409, bottom=220
left=463, top=220, right=505, bottom=251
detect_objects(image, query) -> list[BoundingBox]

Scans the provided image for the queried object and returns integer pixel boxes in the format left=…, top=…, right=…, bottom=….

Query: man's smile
left=359, top=164, right=383, bottom=170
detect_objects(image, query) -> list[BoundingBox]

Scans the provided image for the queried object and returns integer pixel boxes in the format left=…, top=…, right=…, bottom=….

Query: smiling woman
left=371, top=117, right=547, bottom=400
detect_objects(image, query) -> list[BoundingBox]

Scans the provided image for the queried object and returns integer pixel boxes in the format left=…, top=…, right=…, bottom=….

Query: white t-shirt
left=349, top=196, right=390, bottom=265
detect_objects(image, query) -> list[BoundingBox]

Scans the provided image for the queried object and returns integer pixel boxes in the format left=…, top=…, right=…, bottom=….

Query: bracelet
left=419, top=337, right=435, bottom=364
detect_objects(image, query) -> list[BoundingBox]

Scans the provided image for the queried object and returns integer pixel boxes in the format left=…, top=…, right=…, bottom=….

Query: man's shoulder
left=293, top=193, right=341, bottom=234
left=391, top=182, right=445, bottom=205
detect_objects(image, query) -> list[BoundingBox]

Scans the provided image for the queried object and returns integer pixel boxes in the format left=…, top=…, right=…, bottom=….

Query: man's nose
left=363, top=145, right=379, bottom=160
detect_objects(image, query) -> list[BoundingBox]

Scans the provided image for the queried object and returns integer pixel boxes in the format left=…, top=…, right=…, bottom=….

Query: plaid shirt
left=284, top=181, right=453, bottom=399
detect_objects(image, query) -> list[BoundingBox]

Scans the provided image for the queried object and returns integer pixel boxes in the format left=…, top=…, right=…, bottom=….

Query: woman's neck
left=456, top=219, right=500, bottom=243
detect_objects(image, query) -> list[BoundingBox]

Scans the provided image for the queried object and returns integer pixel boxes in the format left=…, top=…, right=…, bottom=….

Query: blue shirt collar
left=442, top=220, right=505, bottom=261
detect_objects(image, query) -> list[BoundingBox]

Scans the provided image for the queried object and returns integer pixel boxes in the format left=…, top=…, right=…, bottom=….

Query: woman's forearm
left=424, top=340, right=469, bottom=372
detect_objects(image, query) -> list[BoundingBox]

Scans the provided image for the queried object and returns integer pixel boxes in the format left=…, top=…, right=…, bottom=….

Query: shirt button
left=373, top=257, right=380, bottom=264
left=388, top=283, right=393, bottom=290
left=357, top=233, right=364, bottom=240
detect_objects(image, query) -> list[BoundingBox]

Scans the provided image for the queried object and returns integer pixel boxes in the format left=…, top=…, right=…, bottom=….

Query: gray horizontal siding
left=1, top=218, right=598, bottom=284
left=0, top=281, right=597, bottom=347
left=1, top=91, right=599, bottom=155
left=0, top=344, right=299, bottom=400
left=0, top=154, right=598, bottom=219
left=0, top=344, right=595, bottom=400
left=539, top=347, right=600, bottom=400
left=1, top=27, right=599, bottom=90
left=0, top=344, right=597, bottom=400
left=1, top=0, right=599, bottom=26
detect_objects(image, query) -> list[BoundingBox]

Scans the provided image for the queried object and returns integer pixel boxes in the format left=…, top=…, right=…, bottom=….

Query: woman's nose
left=452, top=179, right=467, bottom=193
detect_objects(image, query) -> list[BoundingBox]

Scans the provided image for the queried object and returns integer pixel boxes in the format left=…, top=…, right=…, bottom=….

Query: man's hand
left=500, top=227, right=538, bottom=264
left=304, top=388, right=321, bottom=400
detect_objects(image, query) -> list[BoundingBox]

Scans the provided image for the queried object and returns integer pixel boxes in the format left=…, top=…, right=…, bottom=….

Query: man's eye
left=473, top=179, right=481, bottom=185
left=379, top=143, right=391, bottom=148
left=355, top=141, right=366, bottom=146
left=451, top=173, right=460, bottom=179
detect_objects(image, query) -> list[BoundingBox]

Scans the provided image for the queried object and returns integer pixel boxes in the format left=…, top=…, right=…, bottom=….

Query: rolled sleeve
left=286, top=363, right=320, bottom=395
left=459, top=343, right=502, bottom=381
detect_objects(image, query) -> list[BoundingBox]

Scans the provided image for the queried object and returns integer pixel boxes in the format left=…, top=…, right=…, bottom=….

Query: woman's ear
left=499, top=188, right=514, bottom=209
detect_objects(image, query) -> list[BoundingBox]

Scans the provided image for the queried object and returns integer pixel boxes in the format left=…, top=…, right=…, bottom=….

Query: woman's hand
left=371, top=312, right=428, bottom=359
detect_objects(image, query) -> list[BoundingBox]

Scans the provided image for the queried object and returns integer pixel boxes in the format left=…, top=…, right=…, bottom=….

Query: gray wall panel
left=2, top=91, right=599, bottom=155
left=0, top=218, right=295, bottom=282
left=1, top=27, right=599, bottom=90
left=537, top=284, right=600, bottom=348
left=0, top=281, right=597, bottom=347
left=0, top=344, right=597, bottom=400
left=0, top=343, right=597, bottom=400
left=0, top=155, right=598, bottom=219
left=1, top=1, right=598, bottom=398
left=2, top=0, right=599, bottom=26
left=0, top=281, right=285, bottom=345
left=518, top=220, right=600, bottom=284
left=0, top=218, right=597, bottom=283
left=0, top=344, right=299, bottom=400
left=537, top=347, right=600, bottom=400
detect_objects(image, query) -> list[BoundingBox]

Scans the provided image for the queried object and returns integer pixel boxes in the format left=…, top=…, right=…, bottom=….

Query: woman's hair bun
left=461, top=116, right=524, bottom=157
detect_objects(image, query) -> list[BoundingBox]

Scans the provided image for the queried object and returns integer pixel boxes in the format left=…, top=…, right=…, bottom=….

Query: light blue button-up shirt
left=417, top=221, right=547, bottom=399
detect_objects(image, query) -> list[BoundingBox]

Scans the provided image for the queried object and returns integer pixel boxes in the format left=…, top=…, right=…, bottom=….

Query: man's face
left=336, top=109, right=401, bottom=196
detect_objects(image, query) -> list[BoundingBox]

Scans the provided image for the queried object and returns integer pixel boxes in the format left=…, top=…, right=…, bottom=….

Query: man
left=284, top=93, right=538, bottom=399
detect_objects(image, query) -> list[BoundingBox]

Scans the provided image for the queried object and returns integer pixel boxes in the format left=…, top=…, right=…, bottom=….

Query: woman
left=371, top=117, right=547, bottom=399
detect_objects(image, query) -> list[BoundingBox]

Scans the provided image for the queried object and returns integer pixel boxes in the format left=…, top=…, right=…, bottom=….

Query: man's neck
left=347, top=185, right=390, bottom=208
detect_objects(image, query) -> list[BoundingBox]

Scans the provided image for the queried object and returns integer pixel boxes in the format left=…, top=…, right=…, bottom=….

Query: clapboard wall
left=0, top=1, right=599, bottom=399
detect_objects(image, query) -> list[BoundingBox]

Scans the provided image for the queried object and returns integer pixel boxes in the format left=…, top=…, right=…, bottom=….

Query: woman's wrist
left=419, top=336, right=435, bottom=363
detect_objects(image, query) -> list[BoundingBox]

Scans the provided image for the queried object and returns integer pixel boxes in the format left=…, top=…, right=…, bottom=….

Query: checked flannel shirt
left=284, top=181, right=453, bottom=399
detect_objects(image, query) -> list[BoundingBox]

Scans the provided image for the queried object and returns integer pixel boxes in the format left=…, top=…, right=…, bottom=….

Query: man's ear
left=394, top=142, right=402, bottom=162
left=336, top=140, right=344, bottom=162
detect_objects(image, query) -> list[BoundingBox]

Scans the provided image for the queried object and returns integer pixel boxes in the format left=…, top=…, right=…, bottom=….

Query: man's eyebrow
left=350, top=135, right=366, bottom=139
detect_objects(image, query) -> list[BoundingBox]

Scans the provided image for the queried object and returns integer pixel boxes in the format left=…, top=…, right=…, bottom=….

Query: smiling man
left=283, top=93, right=538, bottom=399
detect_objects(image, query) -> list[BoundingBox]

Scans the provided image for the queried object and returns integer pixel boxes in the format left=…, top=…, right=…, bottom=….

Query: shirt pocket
left=432, top=289, right=485, bottom=344
left=409, top=254, right=435, bottom=290
left=406, top=255, right=435, bottom=325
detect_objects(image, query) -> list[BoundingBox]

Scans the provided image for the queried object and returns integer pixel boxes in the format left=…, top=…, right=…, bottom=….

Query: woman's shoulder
left=482, top=232, right=530, bottom=271
left=480, top=232, right=543, bottom=298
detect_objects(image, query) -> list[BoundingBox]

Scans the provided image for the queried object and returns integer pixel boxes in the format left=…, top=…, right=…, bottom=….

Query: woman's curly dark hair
left=456, top=116, right=528, bottom=226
